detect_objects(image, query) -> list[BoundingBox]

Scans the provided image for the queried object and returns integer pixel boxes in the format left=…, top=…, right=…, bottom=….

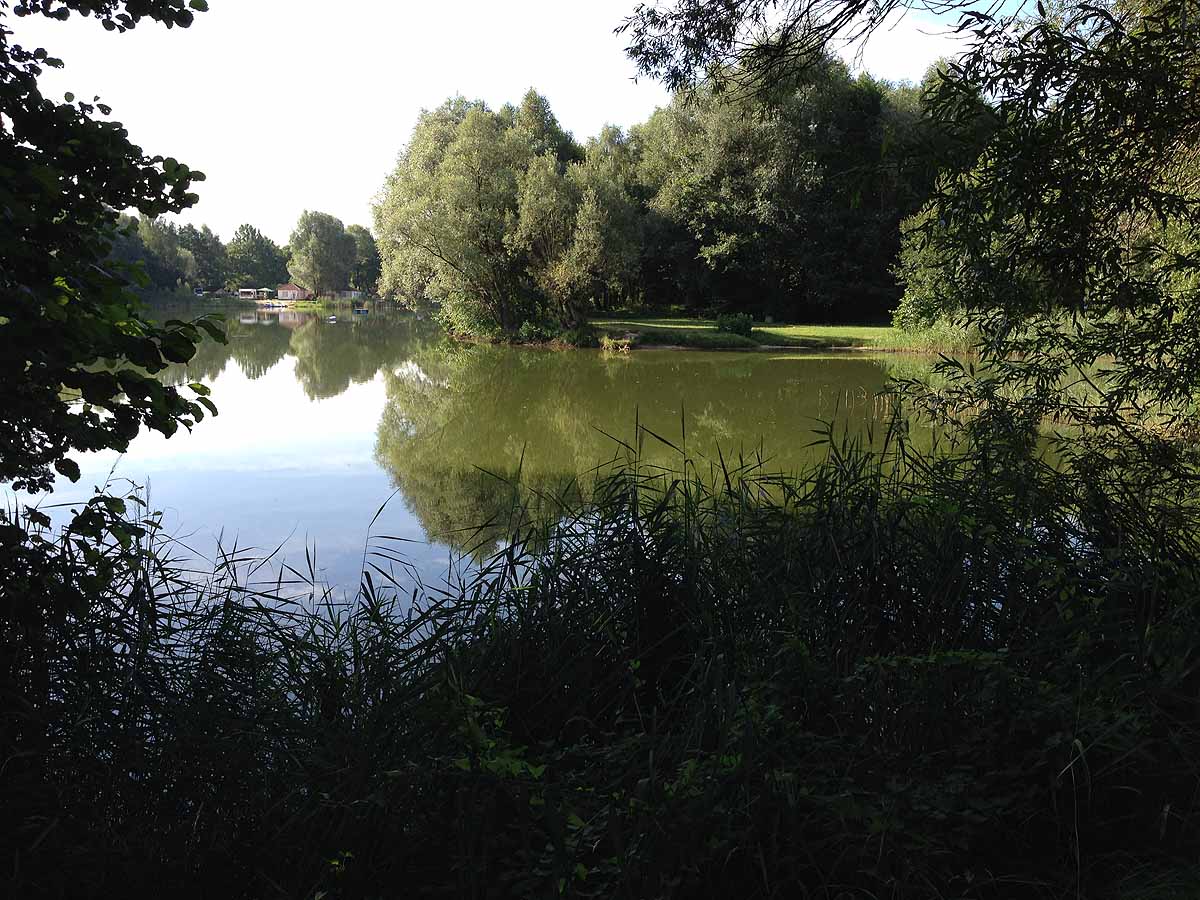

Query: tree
left=377, top=93, right=647, bottom=335
left=287, top=210, right=355, bottom=298
left=625, top=0, right=1200, bottom=456
left=226, top=223, right=289, bottom=289
left=896, top=1, right=1200, bottom=447
left=137, top=215, right=195, bottom=289
left=178, top=222, right=229, bottom=292
left=375, top=102, right=532, bottom=334
left=510, top=87, right=581, bottom=164
left=107, top=213, right=191, bottom=294
left=346, top=224, right=381, bottom=296
left=1, top=0, right=219, bottom=497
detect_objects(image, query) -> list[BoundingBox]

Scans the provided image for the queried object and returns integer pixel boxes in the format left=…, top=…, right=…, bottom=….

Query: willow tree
left=374, top=101, right=534, bottom=334
left=374, top=93, right=645, bottom=336
left=287, top=210, right=356, bottom=298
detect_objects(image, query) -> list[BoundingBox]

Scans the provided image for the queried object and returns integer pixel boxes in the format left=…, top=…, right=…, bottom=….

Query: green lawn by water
left=592, top=317, right=908, bottom=350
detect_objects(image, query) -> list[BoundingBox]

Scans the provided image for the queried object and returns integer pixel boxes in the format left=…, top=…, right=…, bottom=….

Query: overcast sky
left=14, top=1, right=965, bottom=244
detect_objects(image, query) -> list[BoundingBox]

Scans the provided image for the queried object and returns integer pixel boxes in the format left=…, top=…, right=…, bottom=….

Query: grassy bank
left=6, top=425, right=1198, bottom=898
left=591, top=316, right=972, bottom=352
left=284, top=297, right=376, bottom=312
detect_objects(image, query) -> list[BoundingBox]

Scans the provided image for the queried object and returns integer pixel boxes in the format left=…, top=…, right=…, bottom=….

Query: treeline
left=374, top=58, right=986, bottom=336
left=110, top=211, right=382, bottom=297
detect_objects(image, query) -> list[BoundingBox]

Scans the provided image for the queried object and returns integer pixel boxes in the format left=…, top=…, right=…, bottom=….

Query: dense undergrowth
left=3, top=419, right=1199, bottom=899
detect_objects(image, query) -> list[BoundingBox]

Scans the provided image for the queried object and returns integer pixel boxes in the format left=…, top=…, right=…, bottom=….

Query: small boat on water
left=326, top=315, right=337, bottom=323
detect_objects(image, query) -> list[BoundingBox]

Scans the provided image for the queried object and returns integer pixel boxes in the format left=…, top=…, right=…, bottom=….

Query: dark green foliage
left=896, top=1, right=1200, bottom=448
left=178, top=222, right=229, bottom=291
left=346, top=223, right=381, bottom=296
left=226, top=223, right=289, bottom=289
left=0, top=0, right=217, bottom=497
left=638, top=59, right=948, bottom=321
left=4, top=426, right=1198, bottom=898
left=556, top=322, right=599, bottom=347
left=516, top=319, right=556, bottom=343
left=376, top=70, right=945, bottom=337
left=714, top=311, right=753, bottom=336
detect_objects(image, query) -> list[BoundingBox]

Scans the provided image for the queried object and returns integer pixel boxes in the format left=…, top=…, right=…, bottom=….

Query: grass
left=284, top=297, right=374, bottom=312
left=6, top=418, right=1199, bottom=898
left=591, top=315, right=971, bottom=352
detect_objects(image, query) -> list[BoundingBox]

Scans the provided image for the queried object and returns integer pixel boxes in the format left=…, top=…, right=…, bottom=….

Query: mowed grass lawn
left=591, top=317, right=901, bottom=350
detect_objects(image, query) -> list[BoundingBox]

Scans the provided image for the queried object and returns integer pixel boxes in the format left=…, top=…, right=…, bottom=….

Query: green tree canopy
left=376, top=72, right=956, bottom=333
left=376, top=94, right=645, bottom=334
left=624, top=0, right=1200, bottom=471
left=287, top=210, right=356, bottom=297
left=178, top=222, right=229, bottom=292
left=226, top=223, right=289, bottom=289
left=346, top=224, right=381, bottom=295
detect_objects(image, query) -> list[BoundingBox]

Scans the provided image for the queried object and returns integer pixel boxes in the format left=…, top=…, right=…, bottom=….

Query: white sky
left=13, top=1, right=964, bottom=244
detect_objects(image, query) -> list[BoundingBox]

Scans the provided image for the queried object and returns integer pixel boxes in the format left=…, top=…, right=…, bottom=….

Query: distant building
left=277, top=283, right=313, bottom=301
left=333, top=289, right=364, bottom=301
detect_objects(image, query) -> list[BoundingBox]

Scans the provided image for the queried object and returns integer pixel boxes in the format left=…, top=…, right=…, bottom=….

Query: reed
left=3, top=416, right=1198, bottom=898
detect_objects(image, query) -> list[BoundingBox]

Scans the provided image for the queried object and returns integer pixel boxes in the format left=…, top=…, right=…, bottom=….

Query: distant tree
left=287, top=210, right=355, bottom=297
left=178, top=223, right=229, bottom=292
left=346, top=224, right=381, bottom=295
left=376, top=94, right=645, bottom=335
left=137, top=216, right=195, bottom=289
left=226, top=223, right=289, bottom=289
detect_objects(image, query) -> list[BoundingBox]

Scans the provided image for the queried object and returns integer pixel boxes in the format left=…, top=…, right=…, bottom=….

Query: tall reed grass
left=3, top=417, right=1198, bottom=898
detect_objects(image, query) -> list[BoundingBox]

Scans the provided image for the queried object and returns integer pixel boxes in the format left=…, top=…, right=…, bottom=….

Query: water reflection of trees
left=230, top=320, right=292, bottom=380
left=289, top=318, right=429, bottom=400
left=156, top=310, right=438, bottom=393
left=374, top=344, right=924, bottom=555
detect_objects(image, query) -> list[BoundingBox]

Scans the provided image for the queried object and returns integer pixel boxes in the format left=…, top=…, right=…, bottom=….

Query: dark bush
left=556, top=323, right=600, bottom=347
left=714, top=312, right=754, bottom=337
left=4, top=423, right=1199, bottom=898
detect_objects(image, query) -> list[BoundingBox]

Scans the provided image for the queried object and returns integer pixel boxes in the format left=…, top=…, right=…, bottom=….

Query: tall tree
left=376, top=94, right=647, bottom=335
left=287, top=210, right=355, bottom=297
left=226, top=223, right=289, bottom=289
left=178, top=222, right=228, bottom=291
left=375, top=103, right=532, bottom=333
left=346, top=224, right=381, bottom=295
left=624, top=0, right=1200, bottom=455
left=137, top=216, right=195, bottom=289
left=510, top=88, right=582, bottom=164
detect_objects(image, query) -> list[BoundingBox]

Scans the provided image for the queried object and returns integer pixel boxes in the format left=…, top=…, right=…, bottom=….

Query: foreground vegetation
left=6, top=0, right=1200, bottom=896
left=7, top=424, right=1199, bottom=898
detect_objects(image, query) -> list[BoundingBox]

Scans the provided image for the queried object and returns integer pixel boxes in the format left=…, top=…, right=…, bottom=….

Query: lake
left=27, top=306, right=932, bottom=594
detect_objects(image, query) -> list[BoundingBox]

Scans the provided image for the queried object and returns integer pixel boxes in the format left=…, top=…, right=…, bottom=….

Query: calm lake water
left=29, top=306, right=931, bottom=593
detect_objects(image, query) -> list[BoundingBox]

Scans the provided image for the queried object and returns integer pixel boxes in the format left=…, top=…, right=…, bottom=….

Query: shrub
left=556, top=323, right=599, bottom=347
left=714, top=311, right=754, bottom=337
left=516, top=319, right=554, bottom=343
